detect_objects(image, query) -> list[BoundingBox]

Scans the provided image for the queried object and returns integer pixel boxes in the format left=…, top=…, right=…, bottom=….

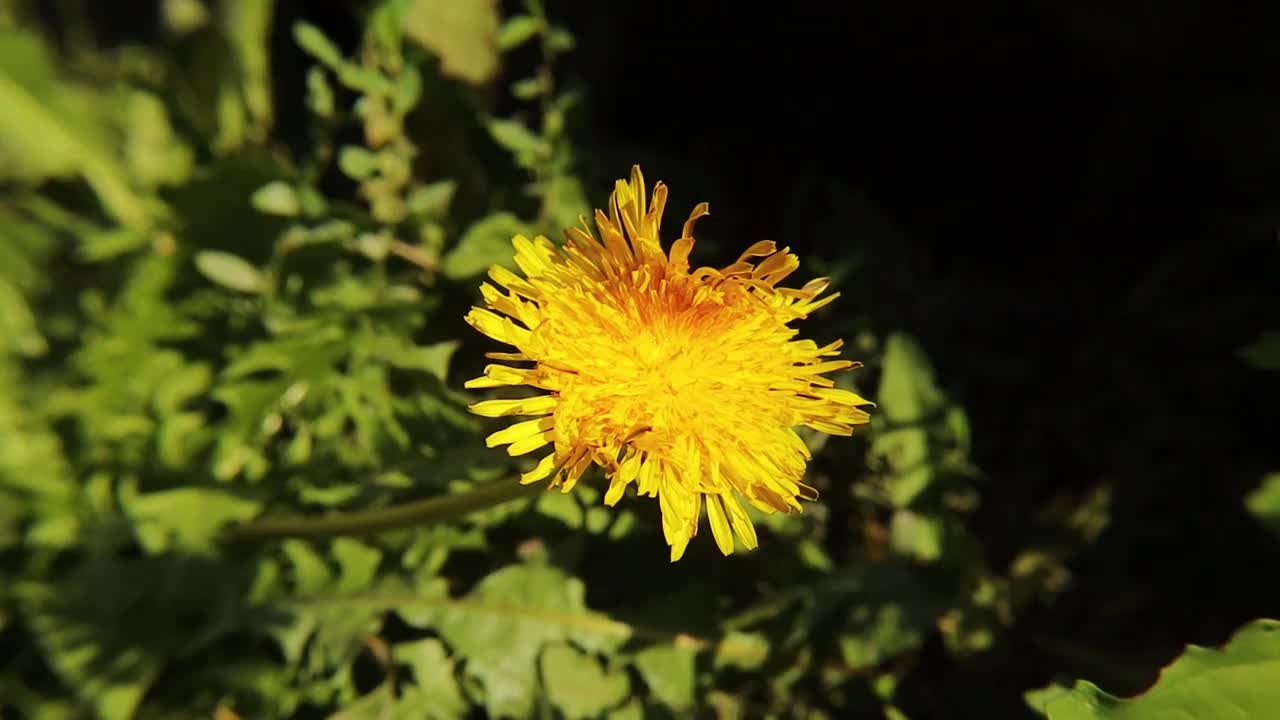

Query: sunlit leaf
left=251, top=180, right=302, bottom=216
left=402, top=0, right=500, bottom=85
left=497, top=15, right=540, bottom=50
left=1245, top=473, right=1280, bottom=540
left=125, top=487, right=261, bottom=553
left=633, top=644, right=696, bottom=713
left=541, top=643, right=631, bottom=719
left=1034, top=619, right=1280, bottom=719
left=442, top=212, right=526, bottom=279
left=195, top=251, right=266, bottom=294
left=398, top=639, right=469, bottom=720
left=0, top=32, right=147, bottom=226
left=398, top=561, right=631, bottom=718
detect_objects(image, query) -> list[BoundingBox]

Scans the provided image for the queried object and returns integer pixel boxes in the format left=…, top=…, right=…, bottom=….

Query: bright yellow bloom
left=464, top=166, right=873, bottom=561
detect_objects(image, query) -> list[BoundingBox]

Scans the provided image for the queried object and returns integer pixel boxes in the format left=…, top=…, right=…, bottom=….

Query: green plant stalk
left=223, top=479, right=542, bottom=543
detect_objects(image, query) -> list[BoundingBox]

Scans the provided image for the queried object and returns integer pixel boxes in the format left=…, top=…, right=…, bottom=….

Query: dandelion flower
left=464, top=166, right=873, bottom=561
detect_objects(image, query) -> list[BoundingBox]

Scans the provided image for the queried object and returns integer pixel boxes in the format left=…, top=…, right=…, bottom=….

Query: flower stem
left=223, top=480, right=541, bottom=543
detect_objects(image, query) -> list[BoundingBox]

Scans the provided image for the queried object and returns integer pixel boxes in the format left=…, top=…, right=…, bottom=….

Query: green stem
left=223, top=479, right=541, bottom=543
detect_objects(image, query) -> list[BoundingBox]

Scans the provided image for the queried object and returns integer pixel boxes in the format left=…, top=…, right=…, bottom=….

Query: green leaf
left=122, top=90, right=195, bottom=187
left=399, top=639, right=469, bottom=720
left=305, top=65, right=335, bottom=118
left=877, top=332, right=946, bottom=425
left=1239, top=331, right=1280, bottom=371
left=547, top=28, right=576, bottom=52
left=402, top=0, right=501, bottom=85
left=250, top=180, right=302, bottom=216
left=293, top=21, right=344, bottom=70
left=0, top=277, right=47, bottom=357
left=14, top=553, right=251, bottom=720
left=164, top=0, right=211, bottom=34
left=442, top=211, right=525, bottom=279
left=889, top=509, right=944, bottom=562
left=1036, top=619, right=1280, bottom=719
left=338, top=145, right=379, bottom=180
left=217, top=0, right=275, bottom=148
left=389, top=340, right=459, bottom=381
left=1246, top=473, right=1280, bottom=540
left=511, top=76, right=545, bottom=100
left=868, top=332, right=963, bottom=507
left=125, top=487, right=261, bottom=553
left=486, top=117, right=548, bottom=168
left=406, top=179, right=458, bottom=218
left=398, top=561, right=631, bottom=718
left=714, top=631, right=769, bottom=671
left=541, top=643, right=631, bottom=719
left=0, top=32, right=147, bottom=226
left=633, top=644, right=697, bottom=713
left=332, top=538, right=381, bottom=593
left=194, top=250, right=265, bottom=293
left=332, top=686, right=396, bottom=720
left=497, top=15, right=541, bottom=50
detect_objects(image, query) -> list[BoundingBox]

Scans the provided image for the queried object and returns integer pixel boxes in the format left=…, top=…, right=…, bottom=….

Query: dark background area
left=545, top=0, right=1280, bottom=713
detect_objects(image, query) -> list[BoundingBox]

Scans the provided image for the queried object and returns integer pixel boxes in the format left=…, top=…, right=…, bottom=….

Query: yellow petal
left=464, top=308, right=531, bottom=346
left=485, top=416, right=554, bottom=448
left=520, top=453, right=558, bottom=484
left=722, top=494, right=759, bottom=550
left=605, top=450, right=642, bottom=506
left=464, top=364, right=533, bottom=389
left=508, top=430, right=554, bottom=456
left=468, top=395, right=557, bottom=417
left=705, top=494, right=735, bottom=556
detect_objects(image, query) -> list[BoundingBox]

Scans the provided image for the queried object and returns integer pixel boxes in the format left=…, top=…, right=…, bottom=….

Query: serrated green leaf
left=332, top=685, right=396, bottom=720
left=442, top=211, right=525, bottom=279
left=332, top=538, right=381, bottom=593
left=282, top=539, right=333, bottom=594
left=1037, top=619, right=1280, bottom=719
left=541, top=643, right=631, bottom=719
left=399, top=639, right=469, bottom=720
left=399, top=562, right=631, bottom=718
left=126, top=487, right=260, bottom=553
left=194, top=250, right=265, bottom=293
left=633, top=644, right=696, bottom=712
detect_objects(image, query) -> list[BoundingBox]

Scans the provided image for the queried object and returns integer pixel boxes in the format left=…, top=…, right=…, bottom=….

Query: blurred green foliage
left=0, top=1, right=1275, bottom=719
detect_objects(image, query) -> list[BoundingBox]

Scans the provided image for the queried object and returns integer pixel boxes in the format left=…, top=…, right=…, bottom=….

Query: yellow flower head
left=464, top=166, right=873, bottom=561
